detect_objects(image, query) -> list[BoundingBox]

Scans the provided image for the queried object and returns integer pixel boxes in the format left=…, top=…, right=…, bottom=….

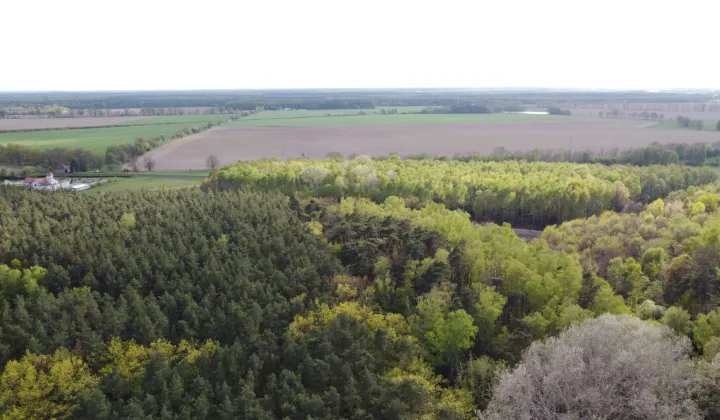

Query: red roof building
left=25, top=173, right=61, bottom=189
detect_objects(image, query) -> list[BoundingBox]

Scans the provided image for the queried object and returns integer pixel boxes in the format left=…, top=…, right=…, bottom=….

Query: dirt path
left=512, top=228, right=543, bottom=241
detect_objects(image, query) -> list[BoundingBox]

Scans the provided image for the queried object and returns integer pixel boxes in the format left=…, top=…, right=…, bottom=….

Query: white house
left=24, top=173, right=69, bottom=191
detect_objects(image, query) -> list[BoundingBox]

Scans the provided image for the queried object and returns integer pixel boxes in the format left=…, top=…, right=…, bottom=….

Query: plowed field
left=138, top=118, right=720, bottom=170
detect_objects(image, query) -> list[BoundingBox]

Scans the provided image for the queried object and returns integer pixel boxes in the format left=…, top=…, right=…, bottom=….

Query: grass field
left=650, top=121, right=719, bottom=132
left=85, top=176, right=202, bottom=193
left=227, top=113, right=563, bottom=127
left=91, top=170, right=209, bottom=178
left=0, top=119, right=231, bottom=154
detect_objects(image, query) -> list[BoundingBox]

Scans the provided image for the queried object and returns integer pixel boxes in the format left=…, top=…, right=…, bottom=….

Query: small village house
left=23, top=172, right=70, bottom=191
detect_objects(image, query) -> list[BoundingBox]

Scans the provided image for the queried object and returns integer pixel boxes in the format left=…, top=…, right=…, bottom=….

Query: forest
left=215, top=157, right=719, bottom=227
left=3, top=153, right=720, bottom=418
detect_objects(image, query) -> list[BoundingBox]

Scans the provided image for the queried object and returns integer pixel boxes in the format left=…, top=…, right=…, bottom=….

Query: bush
left=547, top=107, right=572, bottom=116
left=20, top=166, right=35, bottom=177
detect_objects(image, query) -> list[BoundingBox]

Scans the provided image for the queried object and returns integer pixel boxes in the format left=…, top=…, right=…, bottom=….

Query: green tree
left=694, top=308, right=720, bottom=349
left=457, top=356, right=503, bottom=410
left=697, top=193, right=720, bottom=213
left=118, top=212, right=136, bottom=229
left=646, top=198, right=665, bottom=217
left=0, top=349, right=99, bottom=419
left=411, top=287, right=452, bottom=337
left=425, top=309, right=478, bottom=371
left=662, top=306, right=693, bottom=335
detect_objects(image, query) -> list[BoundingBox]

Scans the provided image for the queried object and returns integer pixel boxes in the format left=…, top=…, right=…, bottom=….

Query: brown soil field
left=140, top=118, right=720, bottom=170
left=0, top=116, right=146, bottom=131
left=105, top=107, right=216, bottom=116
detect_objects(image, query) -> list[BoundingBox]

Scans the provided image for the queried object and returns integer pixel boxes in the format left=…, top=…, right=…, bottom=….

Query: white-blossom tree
left=479, top=314, right=701, bottom=420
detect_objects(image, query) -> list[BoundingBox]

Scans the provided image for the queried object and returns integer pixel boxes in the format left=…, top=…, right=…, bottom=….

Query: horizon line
left=0, top=87, right=718, bottom=94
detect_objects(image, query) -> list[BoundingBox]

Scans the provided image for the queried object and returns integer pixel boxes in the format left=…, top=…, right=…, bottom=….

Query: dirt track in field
left=139, top=118, right=720, bottom=170
left=0, top=116, right=146, bottom=131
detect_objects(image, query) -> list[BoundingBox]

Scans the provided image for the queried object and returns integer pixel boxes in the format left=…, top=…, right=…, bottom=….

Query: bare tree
left=206, top=155, right=220, bottom=170
left=130, top=155, right=140, bottom=172
left=143, top=156, right=156, bottom=172
left=479, top=315, right=701, bottom=420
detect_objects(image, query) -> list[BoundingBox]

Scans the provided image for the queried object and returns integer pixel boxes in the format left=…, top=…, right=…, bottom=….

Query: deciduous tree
left=480, top=315, right=701, bottom=420
left=143, top=156, right=156, bottom=171
left=205, top=155, right=219, bottom=170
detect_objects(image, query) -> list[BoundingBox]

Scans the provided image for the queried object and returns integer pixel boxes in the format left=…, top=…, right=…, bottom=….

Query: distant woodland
left=0, top=89, right=716, bottom=111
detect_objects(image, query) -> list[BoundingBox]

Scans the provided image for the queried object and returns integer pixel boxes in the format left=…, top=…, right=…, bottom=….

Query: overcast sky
left=1, top=0, right=717, bottom=91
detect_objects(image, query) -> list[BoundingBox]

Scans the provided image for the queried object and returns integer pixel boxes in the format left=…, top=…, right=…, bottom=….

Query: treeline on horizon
left=0, top=89, right=714, bottom=110
left=0, top=106, right=240, bottom=120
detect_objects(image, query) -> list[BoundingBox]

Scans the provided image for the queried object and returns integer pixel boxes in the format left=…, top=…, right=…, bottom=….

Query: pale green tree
left=662, top=306, right=693, bottom=336
left=426, top=309, right=478, bottom=374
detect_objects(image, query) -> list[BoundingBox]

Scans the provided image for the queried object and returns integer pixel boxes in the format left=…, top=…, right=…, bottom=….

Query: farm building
left=24, top=172, right=69, bottom=191
left=68, top=183, right=91, bottom=192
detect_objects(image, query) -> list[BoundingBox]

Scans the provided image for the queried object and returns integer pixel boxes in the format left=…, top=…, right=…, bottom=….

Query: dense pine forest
left=3, top=156, right=720, bottom=418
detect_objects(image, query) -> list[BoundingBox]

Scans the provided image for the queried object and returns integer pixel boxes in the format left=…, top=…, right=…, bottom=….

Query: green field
left=227, top=112, right=564, bottom=127
left=87, top=170, right=210, bottom=178
left=137, top=170, right=209, bottom=177
left=650, top=121, right=719, bottom=132
left=0, top=121, right=227, bottom=154
left=85, top=176, right=202, bottom=193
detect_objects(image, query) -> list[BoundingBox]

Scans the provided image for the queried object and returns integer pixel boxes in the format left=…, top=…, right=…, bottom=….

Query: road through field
left=139, top=118, right=720, bottom=170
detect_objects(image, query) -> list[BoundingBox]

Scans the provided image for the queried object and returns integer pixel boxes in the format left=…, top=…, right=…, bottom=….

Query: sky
left=1, top=0, right=718, bottom=91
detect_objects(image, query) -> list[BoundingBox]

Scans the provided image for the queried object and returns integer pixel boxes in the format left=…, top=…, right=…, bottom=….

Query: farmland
left=239, top=106, right=426, bottom=120
left=116, top=114, right=231, bottom=125
left=650, top=120, right=719, bottom=132
left=227, top=112, right=564, bottom=127
left=567, top=107, right=720, bottom=122
left=0, top=115, right=235, bottom=154
left=84, top=176, right=203, bottom=193
left=140, top=115, right=718, bottom=170
left=0, top=116, right=144, bottom=131
left=0, top=122, right=209, bottom=154
left=0, top=114, right=231, bottom=132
